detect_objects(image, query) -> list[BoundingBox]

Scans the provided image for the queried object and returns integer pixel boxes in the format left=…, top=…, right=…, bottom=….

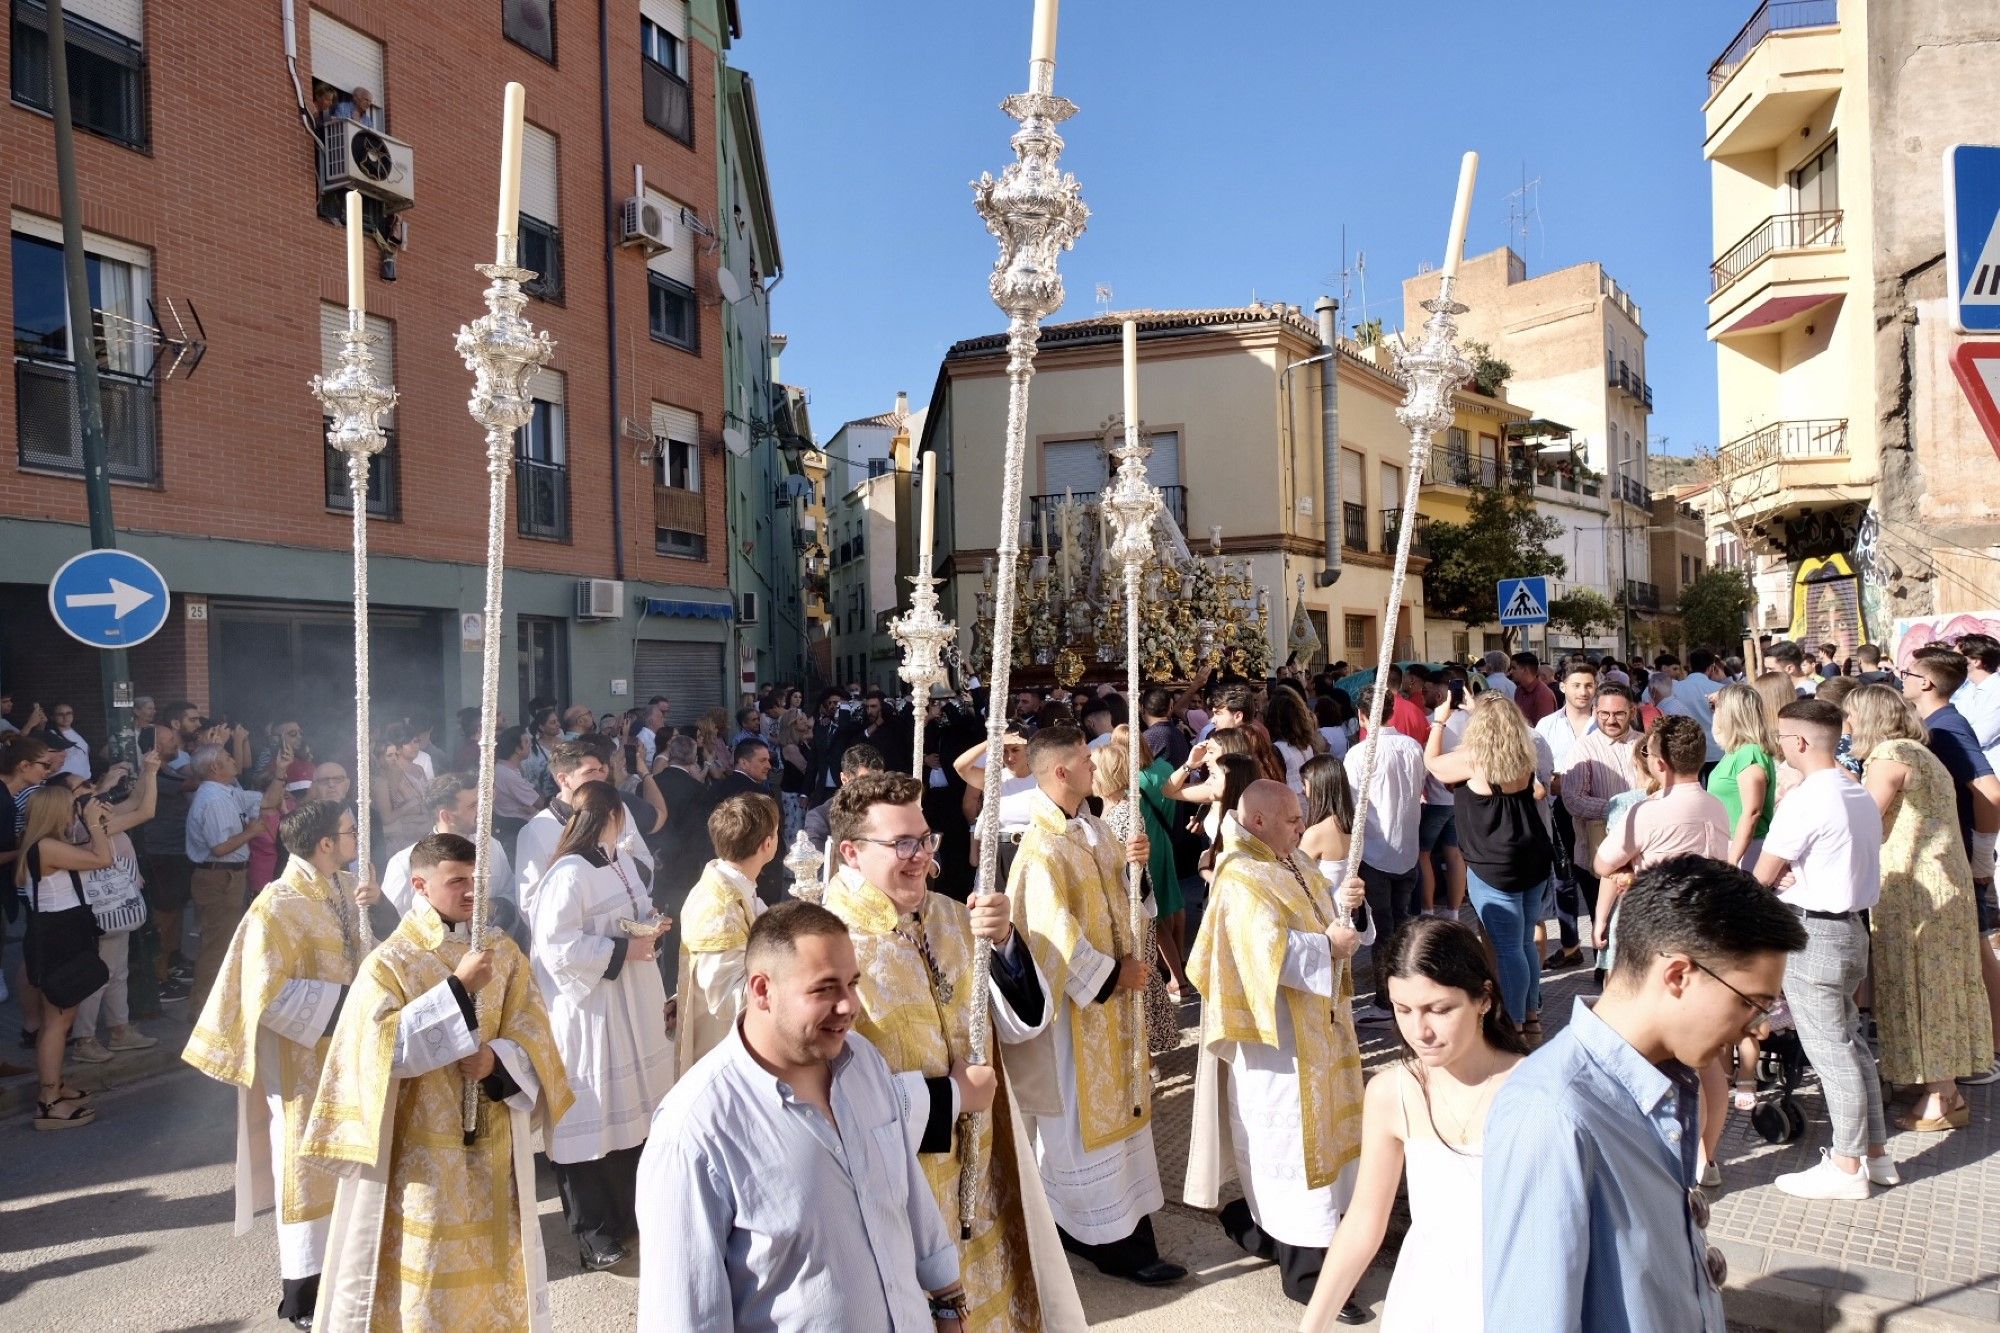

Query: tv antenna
left=1094, top=283, right=1114, bottom=317
left=1505, top=163, right=1544, bottom=257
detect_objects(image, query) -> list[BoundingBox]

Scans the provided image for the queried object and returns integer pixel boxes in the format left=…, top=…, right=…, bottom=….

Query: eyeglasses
left=1774, top=731, right=1808, bottom=748
left=1679, top=955, right=1776, bottom=1035
left=1897, top=668, right=1929, bottom=684
left=851, top=831, right=941, bottom=861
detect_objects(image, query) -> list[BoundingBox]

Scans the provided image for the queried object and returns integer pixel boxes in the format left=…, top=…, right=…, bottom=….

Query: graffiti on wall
left=1890, top=612, right=2000, bottom=669
left=1788, top=553, right=1870, bottom=654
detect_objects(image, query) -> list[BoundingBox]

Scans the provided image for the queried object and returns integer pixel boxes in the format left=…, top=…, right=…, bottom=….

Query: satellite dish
left=716, top=268, right=744, bottom=304
left=723, top=426, right=750, bottom=457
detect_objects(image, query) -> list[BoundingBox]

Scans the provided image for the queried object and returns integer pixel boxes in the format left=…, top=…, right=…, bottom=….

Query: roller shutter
left=522, top=124, right=559, bottom=224
left=310, top=11, right=384, bottom=100
left=633, top=641, right=724, bottom=726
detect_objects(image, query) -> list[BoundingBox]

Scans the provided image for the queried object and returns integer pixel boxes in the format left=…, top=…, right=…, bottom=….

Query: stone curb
left=0, top=1011, right=194, bottom=1123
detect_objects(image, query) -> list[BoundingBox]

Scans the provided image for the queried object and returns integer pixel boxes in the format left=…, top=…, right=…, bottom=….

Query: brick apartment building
left=0, top=0, right=760, bottom=749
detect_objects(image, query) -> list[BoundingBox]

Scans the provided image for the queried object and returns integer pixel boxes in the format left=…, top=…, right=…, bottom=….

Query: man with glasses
left=1557, top=682, right=1645, bottom=982
left=818, top=770, right=1084, bottom=1328
left=1754, top=699, right=1892, bottom=1199
left=1485, top=855, right=1805, bottom=1330
left=184, top=799, right=380, bottom=1329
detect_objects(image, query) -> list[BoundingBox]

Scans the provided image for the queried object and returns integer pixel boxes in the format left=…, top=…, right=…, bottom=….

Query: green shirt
left=1706, top=743, right=1776, bottom=839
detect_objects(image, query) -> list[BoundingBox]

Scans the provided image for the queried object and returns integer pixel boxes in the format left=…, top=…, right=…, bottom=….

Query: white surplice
left=529, top=849, right=676, bottom=1164
left=515, top=804, right=655, bottom=920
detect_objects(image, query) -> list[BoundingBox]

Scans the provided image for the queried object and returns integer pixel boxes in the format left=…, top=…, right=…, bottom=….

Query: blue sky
left=735, top=0, right=1755, bottom=457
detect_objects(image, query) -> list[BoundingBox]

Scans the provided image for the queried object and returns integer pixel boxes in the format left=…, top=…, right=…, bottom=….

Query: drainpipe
left=597, top=0, right=627, bottom=580
left=1314, top=296, right=1342, bottom=587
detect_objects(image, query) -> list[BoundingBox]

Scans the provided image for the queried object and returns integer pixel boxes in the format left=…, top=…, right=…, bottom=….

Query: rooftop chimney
left=895, top=390, right=909, bottom=417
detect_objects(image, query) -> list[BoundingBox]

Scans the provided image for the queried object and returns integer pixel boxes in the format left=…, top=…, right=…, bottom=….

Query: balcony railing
left=1710, top=210, right=1843, bottom=294
left=15, top=356, right=157, bottom=483
left=1617, top=474, right=1650, bottom=507
left=515, top=456, right=570, bottom=540
left=1342, top=502, right=1367, bottom=551
left=1422, top=446, right=1500, bottom=489
left=1028, top=485, right=1188, bottom=538
left=1381, top=508, right=1430, bottom=557
left=1610, top=360, right=1649, bottom=406
left=1708, top=0, right=1839, bottom=93
left=1624, top=580, right=1661, bottom=612
left=322, top=418, right=399, bottom=517
left=1716, top=418, right=1850, bottom=475
left=642, top=57, right=693, bottom=144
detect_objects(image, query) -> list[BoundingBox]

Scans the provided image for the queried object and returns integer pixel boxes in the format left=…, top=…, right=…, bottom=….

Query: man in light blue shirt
left=637, top=900, right=965, bottom=1332
left=184, top=742, right=281, bottom=1009
left=1484, top=855, right=1807, bottom=1331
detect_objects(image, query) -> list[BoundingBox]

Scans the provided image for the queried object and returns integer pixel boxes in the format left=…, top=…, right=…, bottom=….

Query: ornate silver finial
left=784, top=829, right=825, bottom=903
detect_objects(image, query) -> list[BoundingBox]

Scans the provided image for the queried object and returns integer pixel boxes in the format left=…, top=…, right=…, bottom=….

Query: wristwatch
left=928, top=1289, right=969, bottom=1321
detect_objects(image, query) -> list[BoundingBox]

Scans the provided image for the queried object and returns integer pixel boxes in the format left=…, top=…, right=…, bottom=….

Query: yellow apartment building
left=923, top=305, right=1428, bottom=677
left=1701, top=0, right=2000, bottom=642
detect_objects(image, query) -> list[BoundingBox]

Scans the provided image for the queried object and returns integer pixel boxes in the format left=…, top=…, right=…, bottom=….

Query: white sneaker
left=1775, top=1151, right=1871, bottom=1201
left=1956, top=1061, right=2000, bottom=1087
left=1700, top=1160, right=1722, bottom=1189
left=1865, top=1155, right=1900, bottom=1187
left=69, top=1037, right=112, bottom=1065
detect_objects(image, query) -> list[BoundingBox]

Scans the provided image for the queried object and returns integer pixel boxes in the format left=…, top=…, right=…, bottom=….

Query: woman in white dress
left=1298, top=755, right=1355, bottom=890
left=1300, top=917, right=1526, bottom=1331
left=529, top=780, right=676, bottom=1272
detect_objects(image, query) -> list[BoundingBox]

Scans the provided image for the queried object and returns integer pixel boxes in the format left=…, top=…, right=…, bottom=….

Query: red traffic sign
left=1951, top=342, right=2000, bottom=460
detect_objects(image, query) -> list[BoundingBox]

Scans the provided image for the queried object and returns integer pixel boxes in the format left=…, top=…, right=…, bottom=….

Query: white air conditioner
left=320, top=119, right=416, bottom=210
left=576, top=578, right=625, bottom=621
left=619, top=196, right=672, bottom=254
left=738, top=591, right=760, bottom=625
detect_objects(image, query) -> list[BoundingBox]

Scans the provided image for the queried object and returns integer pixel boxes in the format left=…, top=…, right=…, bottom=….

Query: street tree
left=1680, top=566, right=1755, bottom=652
left=1422, top=483, right=1566, bottom=650
left=1549, top=589, right=1618, bottom=646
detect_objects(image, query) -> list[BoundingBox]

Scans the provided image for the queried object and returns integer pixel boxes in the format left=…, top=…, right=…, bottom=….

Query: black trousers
left=1058, top=1214, right=1161, bottom=1275
left=1219, top=1198, right=1323, bottom=1305
left=277, top=1273, right=319, bottom=1323
left=1550, top=798, right=1601, bottom=952
left=553, top=1143, right=644, bottom=1245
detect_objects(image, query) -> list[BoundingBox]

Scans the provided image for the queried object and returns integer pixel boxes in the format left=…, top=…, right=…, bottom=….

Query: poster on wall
left=1890, top=611, right=2000, bottom=668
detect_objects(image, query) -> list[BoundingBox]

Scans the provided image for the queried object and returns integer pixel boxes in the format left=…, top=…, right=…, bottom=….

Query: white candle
left=1060, top=490, right=1073, bottom=600
left=917, top=451, right=936, bottom=575
left=1441, top=150, right=1479, bottom=281
left=1210, top=523, right=1223, bottom=552
left=345, top=190, right=365, bottom=319
left=1038, top=507, right=1048, bottom=557
left=1121, top=319, right=1139, bottom=439
left=1031, top=0, right=1059, bottom=64
left=496, top=82, right=527, bottom=263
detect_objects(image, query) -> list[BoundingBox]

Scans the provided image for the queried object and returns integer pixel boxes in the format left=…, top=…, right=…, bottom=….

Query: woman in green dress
left=1705, top=684, right=1778, bottom=872
left=1844, top=684, right=1987, bottom=1132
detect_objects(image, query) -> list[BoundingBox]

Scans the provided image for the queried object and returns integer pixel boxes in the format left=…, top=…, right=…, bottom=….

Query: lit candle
left=1441, top=150, right=1479, bottom=282
left=495, top=82, right=527, bottom=264
left=1121, top=319, right=1139, bottom=440
left=1031, top=0, right=1059, bottom=65
left=917, top=451, right=936, bottom=575
left=345, top=190, right=365, bottom=319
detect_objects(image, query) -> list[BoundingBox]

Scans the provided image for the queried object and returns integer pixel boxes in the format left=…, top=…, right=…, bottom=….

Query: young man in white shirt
left=1344, top=687, right=1426, bottom=1020
left=1537, top=660, right=1600, bottom=971
left=1755, top=698, right=1891, bottom=1200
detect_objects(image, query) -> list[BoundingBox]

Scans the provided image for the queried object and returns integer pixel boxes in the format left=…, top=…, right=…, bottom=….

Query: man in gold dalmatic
left=1185, top=780, right=1368, bottom=1316
left=183, top=799, right=379, bottom=1330
left=821, top=771, right=1086, bottom=1330
left=301, top=833, right=571, bottom=1331
left=1006, top=725, right=1187, bottom=1286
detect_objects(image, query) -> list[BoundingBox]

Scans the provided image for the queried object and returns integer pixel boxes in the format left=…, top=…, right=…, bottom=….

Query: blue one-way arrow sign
left=48, top=549, right=171, bottom=649
left=1497, top=576, right=1549, bottom=627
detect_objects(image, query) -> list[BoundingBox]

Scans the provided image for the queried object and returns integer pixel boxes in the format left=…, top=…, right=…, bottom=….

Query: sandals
left=1896, top=1099, right=1971, bottom=1133
left=1522, top=1017, right=1544, bottom=1046
left=1733, top=1080, right=1758, bottom=1113
left=34, top=1098, right=96, bottom=1131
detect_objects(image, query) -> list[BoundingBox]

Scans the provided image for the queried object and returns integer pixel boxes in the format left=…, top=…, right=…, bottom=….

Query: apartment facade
left=1701, top=0, right=2000, bottom=649
left=929, top=306, right=1426, bottom=678
left=0, top=0, right=778, bottom=745
left=822, top=402, right=908, bottom=691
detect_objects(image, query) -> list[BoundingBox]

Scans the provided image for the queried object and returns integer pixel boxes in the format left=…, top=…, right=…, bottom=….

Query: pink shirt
left=1611, top=782, right=1730, bottom=872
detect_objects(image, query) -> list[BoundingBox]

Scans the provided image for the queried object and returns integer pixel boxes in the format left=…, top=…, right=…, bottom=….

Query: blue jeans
left=1467, top=868, right=1542, bottom=1024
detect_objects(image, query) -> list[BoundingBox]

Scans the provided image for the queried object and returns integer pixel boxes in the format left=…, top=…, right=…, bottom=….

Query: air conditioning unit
left=576, top=578, right=625, bottom=621
left=618, top=196, right=672, bottom=254
left=738, top=591, right=760, bottom=625
left=320, top=119, right=416, bottom=210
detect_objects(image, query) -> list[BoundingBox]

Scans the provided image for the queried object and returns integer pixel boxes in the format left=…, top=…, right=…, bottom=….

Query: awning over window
left=644, top=598, right=733, bottom=621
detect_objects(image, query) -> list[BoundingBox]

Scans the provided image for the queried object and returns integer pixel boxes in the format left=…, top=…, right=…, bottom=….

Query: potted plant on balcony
left=1464, top=340, right=1512, bottom=398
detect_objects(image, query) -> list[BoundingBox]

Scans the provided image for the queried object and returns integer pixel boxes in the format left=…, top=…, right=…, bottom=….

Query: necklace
left=1422, top=1066, right=1502, bottom=1147
left=606, top=854, right=648, bottom=920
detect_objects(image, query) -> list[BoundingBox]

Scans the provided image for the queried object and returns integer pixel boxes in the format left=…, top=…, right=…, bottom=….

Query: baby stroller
left=1744, top=996, right=1809, bottom=1145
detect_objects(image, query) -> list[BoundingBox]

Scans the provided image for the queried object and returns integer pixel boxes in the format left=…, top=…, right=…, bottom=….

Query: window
left=517, top=615, right=568, bottom=718
left=514, top=369, right=568, bottom=540
left=648, top=273, right=697, bottom=350
left=12, top=223, right=156, bottom=482
left=309, top=11, right=385, bottom=127
left=318, top=303, right=398, bottom=516
left=1681, top=554, right=1692, bottom=584
left=1790, top=138, right=1838, bottom=214
left=11, top=0, right=147, bottom=149
left=640, top=1, right=691, bottom=144
left=519, top=124, right=563, bottom=302
left=1344, top=615, right=1373, bottom=655
left=502, top=0, right=554, bottom=62
left=652, top=401, right=704, bottom=557
left=867, top=457, right=893, bottom=479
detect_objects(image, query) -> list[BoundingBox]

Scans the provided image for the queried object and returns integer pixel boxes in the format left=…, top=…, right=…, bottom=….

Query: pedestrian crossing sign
left=1497, top=576, right=1549, bottom=627
left=1946, top=144, right=2000, bottom=333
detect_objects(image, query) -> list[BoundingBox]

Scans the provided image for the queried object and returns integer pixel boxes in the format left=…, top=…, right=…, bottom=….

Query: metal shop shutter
left=522, top=124, right=559, bottom=224
left=634, top=641, right=724, bottom=725
left=318, top=303, right=396, bottom=424
left=310, top=11, right=384, bottom=100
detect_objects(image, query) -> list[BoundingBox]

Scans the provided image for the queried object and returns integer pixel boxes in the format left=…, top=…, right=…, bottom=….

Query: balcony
left=1705, top=1, right=1841, bottom=159
left=1381, top=508, right=1430, bottom=557
left=1712, top=419, right=1856, bottom=537
left=1623, top=580, right=1662, bottom=612
left=1718, top=418, right=1849, bottom=475
left=1422, top=446, right=1500, bottom=490
left=15, top=356, right=157, bottom=483
left=1028, top=485, right=1188, bottom=540
left=1342, top=502, right=1366, bottom=552
left=514, top=456, right=570, bottom=540
left=1707, top=210, right=1846, bottom=338
left=643, top=57, right=693, bottom=145
left=1615, top=474, right=1650, bottom=508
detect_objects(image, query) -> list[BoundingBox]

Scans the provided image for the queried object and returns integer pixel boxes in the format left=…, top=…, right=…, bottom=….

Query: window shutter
left=67, top=0, right=143, bottom=41
left=638, top=0, right=688, bottom=40
left=319, top=303, right=395, bottom=425
left=521, top=124, right=559, bottom=225
left=1041, top=439, right=1105, bottom=496
left=1339, top=449, right=1364, bottom=505
left=526, top=367, right=564, bottom=404
left=644, top=190, right=696, bottom=287
left=1143, top=430, right=1179, bottom=490
left=651, top=402, right=698, bottom=444
left=1380, top=461, right=1403, bottom=506
left=634, top=641, right=724, bottom=724
left=310, top=11, right=385, bottom=102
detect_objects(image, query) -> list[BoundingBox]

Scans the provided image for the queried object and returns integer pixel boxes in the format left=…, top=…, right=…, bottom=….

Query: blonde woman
left=1423, top=693, right=1554, bottom=1037
left=1089, top=735, right=1180, bottom=1039
left=1756, top=672, right=1805, bottom=799
left=17, top=785, right=115, bottom=1129
left=1845, top=684, right=1987, bottom=1131
left=1706, top=684, right=1778, bottom=871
